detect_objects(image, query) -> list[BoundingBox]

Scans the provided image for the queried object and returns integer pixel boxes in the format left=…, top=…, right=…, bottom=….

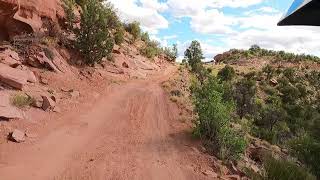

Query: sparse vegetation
left=125, top=21, right=141, bottom=42
left=11, top=93, right=34, bottom=109
left=163, top=44, right=178, bottom=62
left=75, top=0, right=115, bottom=65
left=216, top=45, right=320, bottom=64
left=140, top=40, right=161, bottom=59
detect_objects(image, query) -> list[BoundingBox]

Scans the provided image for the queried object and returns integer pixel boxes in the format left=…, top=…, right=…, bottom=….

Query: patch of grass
left=10, top=93, right=35, bottom=108
left=41, top=37, right=57, bottom=46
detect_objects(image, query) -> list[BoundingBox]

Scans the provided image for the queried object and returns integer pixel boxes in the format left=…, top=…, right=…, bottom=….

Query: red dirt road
left=0, top=66, right=215, bottom=180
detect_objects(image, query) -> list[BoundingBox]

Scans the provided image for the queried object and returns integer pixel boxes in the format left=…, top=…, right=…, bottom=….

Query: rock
left=0, top=92, right=23, bottom=119
left=27, top=51, right=61, bottom=73
left=10, top=129, right=25, bottom=143
left=202, top=169, right=218, bottom=178
left=26, top=70, right=37, bottom=83
left=70, top=90, right=80, bottom=98
left=30, top=94, right=43, bottom=108
left=0, top=0, right=64, bottom=39
left=0, top=48, right=21, bottom=67
left=0, top=63, right=28, bottom=89
left=42, top=95, right=56, bottom=111
left=122, top=62, right=129, bottom=68
left=40, top=76, right=49, bottom=85
left=50, top=48, right=72, bottom=73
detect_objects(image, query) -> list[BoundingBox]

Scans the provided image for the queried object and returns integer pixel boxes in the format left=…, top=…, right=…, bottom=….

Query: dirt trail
left=0, top=66, right=214, bottom=180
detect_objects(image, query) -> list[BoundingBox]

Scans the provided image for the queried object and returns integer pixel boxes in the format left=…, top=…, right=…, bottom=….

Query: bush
left=114, top=26, right=125, bottom=45
left=11, top=93, right=34, bottom=108
left=125, top=21, right=141, bottom=41
left=192, top=76, right=247, bottom=161
left=141, top=32, right=150, bottom=42
left=140, top=40, right=161, bottom=59
left=163, top=44, right=178, bottom=62
left=263, top=155, right=316, bottom=180
left=217, top=65, right=236, bottom=82
left=62, top=0, right=76, bottom=31
left=289, top=135, right=320, bottom=178
left=75, top=0, right=114, bottom=65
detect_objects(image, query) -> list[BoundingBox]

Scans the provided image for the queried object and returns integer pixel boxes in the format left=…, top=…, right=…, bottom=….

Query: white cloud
left=110, top=0, right=169, bottom=34
left=190, top=9, right=236, bottom=34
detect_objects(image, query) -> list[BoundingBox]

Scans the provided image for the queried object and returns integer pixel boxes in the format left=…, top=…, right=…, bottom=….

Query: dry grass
left=10, top=93, right=35, bottom=108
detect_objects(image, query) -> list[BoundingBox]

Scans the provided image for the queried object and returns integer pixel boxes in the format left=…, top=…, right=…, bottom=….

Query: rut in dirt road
left=0, top=68, right=214, bottom=180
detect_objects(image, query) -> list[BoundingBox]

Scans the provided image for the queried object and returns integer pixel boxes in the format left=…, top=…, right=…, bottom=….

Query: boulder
left=0, top=63, right=31, bottom=89
left=0, top=92, right=23, bottom=120
left=0, top=0, right=65, bottom=39
left=0, top=47, right=21, bottom=67
left=27, top=51, right=61, bottom=73
left=9, top=129, right=25, bottom=143
left=42, top=95, right=56, bottom=111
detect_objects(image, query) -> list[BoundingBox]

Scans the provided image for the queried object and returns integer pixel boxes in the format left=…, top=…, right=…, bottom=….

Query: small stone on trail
left=42, top=95, right=56, bottom=111
left=9, top=129, right=25, bottom=143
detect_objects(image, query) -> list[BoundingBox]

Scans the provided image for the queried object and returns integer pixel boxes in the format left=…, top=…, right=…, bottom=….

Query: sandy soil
left=0, top=66, right=217, bottom=180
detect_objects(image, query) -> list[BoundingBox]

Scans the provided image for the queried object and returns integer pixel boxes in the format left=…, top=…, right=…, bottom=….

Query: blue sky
left=110, top=0, right=320, bottom=61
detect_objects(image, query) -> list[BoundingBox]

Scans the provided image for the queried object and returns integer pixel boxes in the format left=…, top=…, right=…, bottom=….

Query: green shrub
left=140, top=40, right=161, bottom=59
left=141, top=32, right=150, bottom=42
left=125, top=21, right=141, bottom=41
left=217, top=65, right=236, bottom=82
left=75, top=0, right=114, bottom=65
left=289, top=135, right=320, bottom=178
left=263, top=155, right=316, bottom=180
left=11, top=93, right=34, bottom=108
left=114, top=26, right=125, bottom=45
left=192, top=76, right=247, bottom=161
left=62, top=0, right=76, bottom=31
left=163, top=44, right=178, bottom=62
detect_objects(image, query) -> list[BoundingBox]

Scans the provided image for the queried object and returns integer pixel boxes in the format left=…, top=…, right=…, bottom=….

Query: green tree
left=184, top=40, right=204, bottom=73
left=217, top=65, right=236, bottom=82
left=233, top=77, right=257, bottom=119
left=75, top=0, right=114, bottom=65
left=192, top=76, right=247, bottom=161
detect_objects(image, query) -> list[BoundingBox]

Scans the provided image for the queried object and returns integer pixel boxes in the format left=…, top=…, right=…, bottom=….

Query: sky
left=109, top=0, right=320, bottom=61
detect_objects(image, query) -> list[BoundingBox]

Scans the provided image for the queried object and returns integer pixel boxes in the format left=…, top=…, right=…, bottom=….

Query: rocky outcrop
left=0, top=46, right=21, bottom=67
left=0, top=63, right=36, bottom=89
left=0, top=0, right=65, bottom=39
